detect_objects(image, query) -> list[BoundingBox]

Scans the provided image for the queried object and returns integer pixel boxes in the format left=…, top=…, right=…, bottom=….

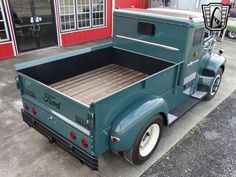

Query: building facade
left=0, top=0, right=147, bottom=60
left=0, top=0, right=234, bottom=60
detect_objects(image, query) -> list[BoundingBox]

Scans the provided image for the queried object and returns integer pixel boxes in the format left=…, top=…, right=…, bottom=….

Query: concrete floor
left=0, top=38, right=235, bottom=177
left=142, top=90, right=236, bottom=177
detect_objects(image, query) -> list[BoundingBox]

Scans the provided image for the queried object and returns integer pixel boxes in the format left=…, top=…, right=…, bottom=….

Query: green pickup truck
left=15, top=8, right=226, bottom=170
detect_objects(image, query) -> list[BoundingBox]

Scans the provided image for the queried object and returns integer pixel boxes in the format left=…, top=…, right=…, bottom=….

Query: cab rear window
left=138, top=22, right=156, bottom=36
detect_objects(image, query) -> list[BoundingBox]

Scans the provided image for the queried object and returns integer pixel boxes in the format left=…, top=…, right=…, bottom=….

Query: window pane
left=138, top=22, right=156, bottom=36
left=0, top=21, right=4, bottom=30
left=59, top=0, right=75, bottom=31
left=0, top=31, right=6, bottom=40
left=77, top=0, right=90, bottom=29
left=0, top=9, right=3, bottom=20
left=92, top=0, right=105, bottom=27
left=0, top=1, right=9, bottom=41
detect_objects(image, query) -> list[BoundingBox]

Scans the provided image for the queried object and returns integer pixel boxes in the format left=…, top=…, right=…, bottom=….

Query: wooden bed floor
left=50, top=64, right=148, bottom=105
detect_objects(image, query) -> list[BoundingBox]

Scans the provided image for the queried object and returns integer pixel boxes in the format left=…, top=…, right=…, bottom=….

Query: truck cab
left=113, top=8, right=225, bottom=101
left=15, top=8, right=226, bottom=170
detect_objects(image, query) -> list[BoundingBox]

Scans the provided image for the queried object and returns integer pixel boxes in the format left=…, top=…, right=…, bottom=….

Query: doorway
left=9, top=0, right=57, bottom=52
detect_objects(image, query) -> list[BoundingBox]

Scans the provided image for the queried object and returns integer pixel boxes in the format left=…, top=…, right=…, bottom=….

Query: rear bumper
left=22, top=110, right=98, bottom=170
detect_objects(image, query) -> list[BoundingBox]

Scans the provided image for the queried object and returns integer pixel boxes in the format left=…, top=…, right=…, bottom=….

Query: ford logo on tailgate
left=44, top=93, right=61, bottom=110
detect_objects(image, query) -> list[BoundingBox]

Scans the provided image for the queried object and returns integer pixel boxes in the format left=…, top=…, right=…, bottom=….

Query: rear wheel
left=123, top=114, right=163, bottom=165
left=205, top=68, right=222, bottom=101
left=228, top=32, right=236, bottom=39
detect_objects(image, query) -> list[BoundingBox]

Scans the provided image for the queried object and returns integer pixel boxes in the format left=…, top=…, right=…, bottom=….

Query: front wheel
left=123, top=114, right=163, bottom=165
left=228, top=31, right=236, bottom=39
left=205, top=68, right=222, bottom=101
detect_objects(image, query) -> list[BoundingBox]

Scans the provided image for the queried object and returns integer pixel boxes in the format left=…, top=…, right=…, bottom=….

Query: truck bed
left=18, top=47, right=173, bottom=106
left=50, top=64, right=148, bottom=105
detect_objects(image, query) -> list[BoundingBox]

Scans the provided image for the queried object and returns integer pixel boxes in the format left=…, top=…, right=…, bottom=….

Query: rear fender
left=110, top=96, right=168, bottom=152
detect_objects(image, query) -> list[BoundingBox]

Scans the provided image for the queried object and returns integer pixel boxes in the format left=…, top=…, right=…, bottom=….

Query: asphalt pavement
left=142, top=89, right=236, bottom=177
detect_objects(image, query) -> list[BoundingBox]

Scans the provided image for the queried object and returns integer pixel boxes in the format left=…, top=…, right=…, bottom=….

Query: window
left=92, top=0, right=105, bottom=27
left=138, top=22, right=156, bottom=36
left=59, top=0, right=106, bottom=32
left=0, top=1, right=10, bottom=42
left=77, top=0, right=91, bottom=29
left=59, top=0, right=76, bottom=31
left=193, top=28, right=204, bottom=47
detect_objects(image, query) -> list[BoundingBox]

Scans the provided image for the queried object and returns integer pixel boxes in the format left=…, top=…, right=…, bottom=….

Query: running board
left=191, top=91, right=208, bottom=99
left=183, top=88, right=208, bottom=100
left=168, top=97, right=200, bottom=125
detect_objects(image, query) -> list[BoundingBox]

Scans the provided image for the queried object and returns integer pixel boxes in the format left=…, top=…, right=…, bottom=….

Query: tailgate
left=17, top=72, right=92, bottom=139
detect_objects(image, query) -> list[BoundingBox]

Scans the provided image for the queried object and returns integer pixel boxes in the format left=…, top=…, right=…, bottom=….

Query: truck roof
left=115, top=8, right=204, bottom=27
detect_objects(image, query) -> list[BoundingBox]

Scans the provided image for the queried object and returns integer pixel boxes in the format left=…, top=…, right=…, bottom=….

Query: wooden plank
left=76, top=73, right=146, bottom=102
left=64, top=67, right=136, bottom=96
left=69, top=69, right=141, bottom=98
left=58, top=66, right=131, bottom=93
left=80, top=74, right=147, bottom=105
left=50, top=64, right=148, bottom=105
left=51, top=64, right=118, bottom=89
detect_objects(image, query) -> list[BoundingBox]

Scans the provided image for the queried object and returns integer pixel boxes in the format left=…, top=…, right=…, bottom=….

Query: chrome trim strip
left=113, top=46, right=177, bottom=64
left=116, top=35, right=180, bottom=51
left=187, top=59, right=199, bottom=67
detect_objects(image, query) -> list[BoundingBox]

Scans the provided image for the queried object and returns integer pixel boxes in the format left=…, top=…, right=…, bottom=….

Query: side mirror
left=219, top=49, right=224, bottom=55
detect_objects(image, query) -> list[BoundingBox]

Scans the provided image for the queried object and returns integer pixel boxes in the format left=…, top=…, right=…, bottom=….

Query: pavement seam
left=0, top=127, right=29, bottom=143
left=4, top=100, right=22, bottom=113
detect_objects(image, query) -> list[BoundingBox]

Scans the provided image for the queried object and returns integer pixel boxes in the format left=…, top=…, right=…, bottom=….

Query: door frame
left=9, top=0, right=58, bottom=53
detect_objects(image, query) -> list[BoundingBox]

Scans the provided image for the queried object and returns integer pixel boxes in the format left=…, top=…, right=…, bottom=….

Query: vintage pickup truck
left=15, top=8, right=226, bottom=170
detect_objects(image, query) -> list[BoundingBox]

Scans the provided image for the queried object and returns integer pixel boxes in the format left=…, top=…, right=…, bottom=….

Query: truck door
left=183, top=27, right=204, bottom=93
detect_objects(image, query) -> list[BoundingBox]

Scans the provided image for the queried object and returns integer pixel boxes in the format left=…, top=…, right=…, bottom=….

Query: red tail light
left=32, top=108, right=37, bottom=115
left=24, top=103, right=29, bottom=110
left=70, top=131, right=76, bottom=140
left=111, top=136, right=120, bottom=142
left=81, top=139, right=88, bottom=148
